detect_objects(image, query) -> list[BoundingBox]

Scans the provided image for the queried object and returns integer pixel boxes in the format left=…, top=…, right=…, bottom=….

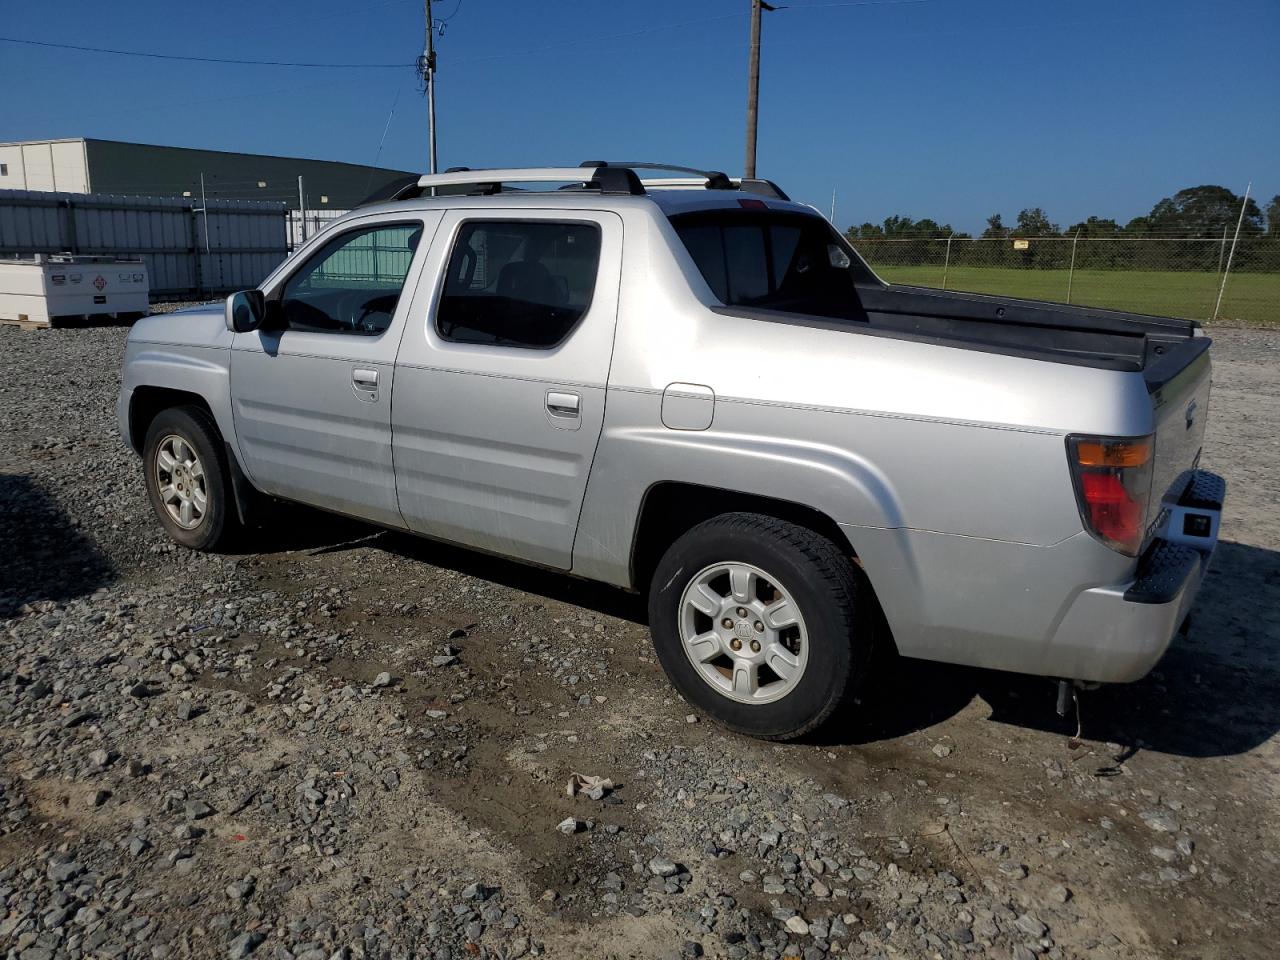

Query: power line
left=0, top=36, right=413, bottom=69
left=449, top=13, right=744, bottom=64
left=436, top=0, right=464, bottom=25
left=782, top=0, right=939, bottom=7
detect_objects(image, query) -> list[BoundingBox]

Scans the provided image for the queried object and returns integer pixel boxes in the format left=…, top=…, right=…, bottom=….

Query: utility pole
left=297, top=175, right=307, bottom=245
left=422, top=0, right=438, bottom=175
left=744, top=0, right=776, bottom=179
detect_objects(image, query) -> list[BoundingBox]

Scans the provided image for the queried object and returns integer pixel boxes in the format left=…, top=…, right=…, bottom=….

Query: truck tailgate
left=1145, top=338, right=1213, bottom=542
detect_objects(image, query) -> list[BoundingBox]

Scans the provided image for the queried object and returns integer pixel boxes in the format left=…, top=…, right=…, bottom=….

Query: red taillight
left=1068, top=435, right=1154, bottom=556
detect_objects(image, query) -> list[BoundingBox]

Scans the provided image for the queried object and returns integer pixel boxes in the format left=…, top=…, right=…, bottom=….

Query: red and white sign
left=93, top=275, right=107, bottom=291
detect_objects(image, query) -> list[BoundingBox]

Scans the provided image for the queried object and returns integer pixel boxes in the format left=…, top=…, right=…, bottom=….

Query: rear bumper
left=1046, top=470, right=1225, bottom=683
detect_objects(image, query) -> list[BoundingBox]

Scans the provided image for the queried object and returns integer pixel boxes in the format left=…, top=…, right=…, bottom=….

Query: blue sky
left=2, top=0, right=1277, bottom=233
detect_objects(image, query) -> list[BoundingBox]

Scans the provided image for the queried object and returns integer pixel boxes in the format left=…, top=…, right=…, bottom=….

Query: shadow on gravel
left=256, top=507, right=1280, bottom=761
left=0, top=473, right=114, bottom=618
left=43, top=313, right=145, bottom=330
left=379, top=530, right=647, bottom=625
left=824, top=539, right=1280, bottom=761
left=255, top=505, right=647, bottom=624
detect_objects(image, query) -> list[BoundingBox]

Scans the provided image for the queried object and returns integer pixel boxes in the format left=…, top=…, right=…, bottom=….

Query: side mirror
left=225, top=289, right=265, bottom=333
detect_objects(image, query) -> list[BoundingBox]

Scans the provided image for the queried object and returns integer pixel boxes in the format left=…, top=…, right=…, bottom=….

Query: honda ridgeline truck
left=117, top=163, right=1225, bottom=740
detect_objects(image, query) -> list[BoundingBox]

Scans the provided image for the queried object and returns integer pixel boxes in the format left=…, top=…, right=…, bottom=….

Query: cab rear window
left=671, top=211, right=877, bottom=321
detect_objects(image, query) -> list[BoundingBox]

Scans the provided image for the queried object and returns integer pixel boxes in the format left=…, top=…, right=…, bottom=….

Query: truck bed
left=857, top=283, right=1207, bottom=385
left=714, top=282, right=1208, bottom=388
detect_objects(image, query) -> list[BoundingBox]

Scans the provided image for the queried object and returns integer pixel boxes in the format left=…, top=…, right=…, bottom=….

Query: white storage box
left=0, top=254, right=150, bottom=328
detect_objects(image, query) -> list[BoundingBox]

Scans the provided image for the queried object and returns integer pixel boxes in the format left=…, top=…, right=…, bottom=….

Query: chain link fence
left=287, top=209, right=349, bottom=250
left=848, top=235, right=1280, bottom=326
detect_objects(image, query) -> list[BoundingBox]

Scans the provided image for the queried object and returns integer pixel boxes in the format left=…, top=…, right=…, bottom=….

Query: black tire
left=142, top=405, right=239, bottom=552
left=647, top=512, right=872, bottom=741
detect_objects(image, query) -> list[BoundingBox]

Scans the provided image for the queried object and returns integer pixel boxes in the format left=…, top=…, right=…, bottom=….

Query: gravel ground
left=1, top=321, right=1278, bottom=960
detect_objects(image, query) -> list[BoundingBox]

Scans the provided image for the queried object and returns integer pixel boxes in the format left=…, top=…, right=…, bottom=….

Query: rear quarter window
left=671, top=210, right=877, bottom=321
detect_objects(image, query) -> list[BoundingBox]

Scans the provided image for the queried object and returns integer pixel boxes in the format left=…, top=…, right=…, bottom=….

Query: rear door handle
left=545, top=390, right=582, bottom=430
left=546, top=391, right=580, bottom=416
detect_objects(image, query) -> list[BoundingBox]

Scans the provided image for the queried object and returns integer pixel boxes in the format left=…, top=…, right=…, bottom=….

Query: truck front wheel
left=647, top=512, right=872, bottom=741
left=142, top=406, right=238, bottom=552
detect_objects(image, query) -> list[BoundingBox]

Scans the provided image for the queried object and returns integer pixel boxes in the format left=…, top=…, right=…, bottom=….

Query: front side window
left=278, top=222, right=422, bottom=335
left=672, top=211, right=878, bottom=321
left=436, top=220, right=602, bottom=348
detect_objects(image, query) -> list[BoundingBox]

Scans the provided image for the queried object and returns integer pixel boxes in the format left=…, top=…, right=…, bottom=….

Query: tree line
left=846, top=185, right=1279, bottom=241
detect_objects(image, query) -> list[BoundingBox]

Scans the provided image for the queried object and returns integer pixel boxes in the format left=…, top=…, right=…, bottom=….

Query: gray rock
left=648, top=856, right=679, bottom=878
left=1140, top=810, right=1179, bottom=833
left=1014, top=913, right=1048, bottom=939
left=184, top=799, right=215, bottom=821
left=1048, top=883, right=1072, bottom=903
left=556, top=817, right=582, bottom=835
left=785, top=916, right=809, bottom=936
left=932, top=743, right=952, bottom=758
left=47, top=859, right=83, bottom=883
left=371, top=672, right=392, bottom=688
left=228, top=931, right=266, bottom=959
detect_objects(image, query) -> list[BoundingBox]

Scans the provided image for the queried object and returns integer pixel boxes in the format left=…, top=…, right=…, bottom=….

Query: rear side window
left=672, top=211, right=876, bottom=321
left=436, top=220, right=602, bottom=348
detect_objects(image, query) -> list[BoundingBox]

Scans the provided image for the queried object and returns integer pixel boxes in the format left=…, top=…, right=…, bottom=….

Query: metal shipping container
left=0, top=254, right=149, bottom=327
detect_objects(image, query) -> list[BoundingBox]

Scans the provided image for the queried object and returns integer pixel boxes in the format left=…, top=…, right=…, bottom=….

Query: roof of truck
left=352, top=163, right=821, bottom=220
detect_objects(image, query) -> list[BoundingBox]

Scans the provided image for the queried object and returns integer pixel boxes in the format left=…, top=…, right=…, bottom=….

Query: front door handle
left=352, top=368, right=379, bottom=402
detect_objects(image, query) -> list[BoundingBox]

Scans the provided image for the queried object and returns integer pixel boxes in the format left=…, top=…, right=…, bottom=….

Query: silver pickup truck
left=118, top=162, right=1225, bottom=740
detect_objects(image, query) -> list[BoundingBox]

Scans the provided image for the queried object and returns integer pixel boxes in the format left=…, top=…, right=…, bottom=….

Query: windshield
left=670, top=209, right=880, bottom=320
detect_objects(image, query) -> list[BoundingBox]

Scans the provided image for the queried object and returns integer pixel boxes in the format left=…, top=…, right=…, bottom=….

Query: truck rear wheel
left=647, top=512, right=871, bottom=740
left=142, top=406, right=238, bottom=552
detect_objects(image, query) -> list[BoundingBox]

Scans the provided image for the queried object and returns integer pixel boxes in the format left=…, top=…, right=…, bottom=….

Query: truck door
left=230, top=213, right=440, bottom=528
left=392, top=209, right=622, bottom=569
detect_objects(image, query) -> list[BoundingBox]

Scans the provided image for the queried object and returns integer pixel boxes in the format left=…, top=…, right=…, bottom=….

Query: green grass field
left=869, top=265, right=1280, bottom=327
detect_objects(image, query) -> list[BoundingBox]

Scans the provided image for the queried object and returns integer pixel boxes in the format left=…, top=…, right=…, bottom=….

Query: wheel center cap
left=733, top=619, right=755, bottom=642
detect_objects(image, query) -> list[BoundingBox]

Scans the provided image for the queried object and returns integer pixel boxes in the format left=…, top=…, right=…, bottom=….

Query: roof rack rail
left=583, top=161, right=735, bottom=191
left=358, top=165, right=645, bottom=205
left=356, top=163, right=790, bottom=206
left=584, top=162, right=790, bottom=201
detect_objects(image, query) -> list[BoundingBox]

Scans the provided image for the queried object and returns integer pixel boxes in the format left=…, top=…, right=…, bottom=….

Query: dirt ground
left=0, top=322, right=1277, bottom=960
